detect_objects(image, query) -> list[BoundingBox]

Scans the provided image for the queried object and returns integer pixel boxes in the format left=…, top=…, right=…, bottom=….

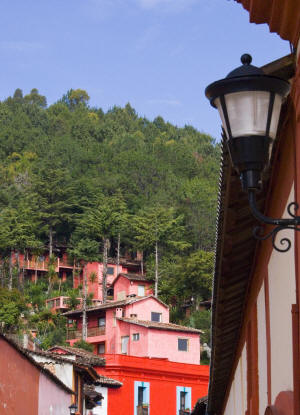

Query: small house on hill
left=112, top=273, right=153, bottom=300
left=64, top=295, right=201, bottom=364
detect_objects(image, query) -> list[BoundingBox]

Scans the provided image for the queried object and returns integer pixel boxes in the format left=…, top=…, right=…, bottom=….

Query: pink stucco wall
left=148, top=329, right=200, bottom=364
left=75, top=262, right=130, bottom=301
left=38, top=373, right=71, bottom=415
left=124, top=297, right=169, bottom=322
left=113, top=276, right=153, bottom=300
left=116, top=321, right=200, bottom=363
left=113, top=276, right=130, bottom=300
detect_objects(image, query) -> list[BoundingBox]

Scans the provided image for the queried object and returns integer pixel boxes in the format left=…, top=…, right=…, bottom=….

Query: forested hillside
left=0, top=88, right=220, bottom=351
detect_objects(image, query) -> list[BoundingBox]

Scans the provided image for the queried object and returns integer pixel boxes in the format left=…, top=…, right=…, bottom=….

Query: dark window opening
left=180, top=391, right=187, bottom=410
left=107, top=267, right=114, bottom=275
left=151, top=312, right=161, bottom=322
left=98, top=342, right=105, bottom=354
left=178, top=339, right=188, bottom=351
left=138, top=386, right=145, bottom=406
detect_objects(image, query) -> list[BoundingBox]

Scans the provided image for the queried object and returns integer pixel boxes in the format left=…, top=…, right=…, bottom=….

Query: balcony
left=20, top=257, right=52, bottom=271
left=137, top=405, right=149, bottom=415
left=67, top=326, right=106, bottom=340
left=46, top=296, right=82, bottom=312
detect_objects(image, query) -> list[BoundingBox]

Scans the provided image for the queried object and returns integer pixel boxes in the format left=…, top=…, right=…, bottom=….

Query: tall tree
left=132, top=206, right=190, bottom=297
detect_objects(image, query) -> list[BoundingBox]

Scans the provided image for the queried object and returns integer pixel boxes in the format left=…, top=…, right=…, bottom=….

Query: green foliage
left=0, top=90, right=219, bottom=338
left=0, top=288, right=27, bottom=330
left=73, top=339, right=94, bottom=352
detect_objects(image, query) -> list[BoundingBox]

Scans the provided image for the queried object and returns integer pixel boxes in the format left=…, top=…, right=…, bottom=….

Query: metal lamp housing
left=69, top=403, right=78, bottom=415
left=205, top=54, right=290, bottom=190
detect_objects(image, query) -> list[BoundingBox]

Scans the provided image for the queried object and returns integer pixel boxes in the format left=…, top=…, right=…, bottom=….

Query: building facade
left=0, top=334, right=73, bottom=415
left=206, top=2, right=300, bottom=414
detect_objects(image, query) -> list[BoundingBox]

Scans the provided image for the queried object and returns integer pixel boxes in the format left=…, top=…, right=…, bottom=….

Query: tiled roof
left=97, top=375, right=122, bottom=387
left=28, top=349, right=99, bottom=381
left=48, top=345, right=105, bottom=366
left=63, top=295, right=168, bottom=317
left=118, top=318, right=203, bottom=334
left=235, top=0, right=300, bottom=46
left=0, top=334, right=74, bottom=395
left=114, top=273, right=152, bottom=283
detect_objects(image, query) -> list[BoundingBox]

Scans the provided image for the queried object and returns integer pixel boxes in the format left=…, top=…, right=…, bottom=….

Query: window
left=180, top=391, right=187, bottom=410
left=178, top=338, right=188, bottom=351
left=151, top=312, right=162, bottom=322
left=98, top=342, right=105, bottom=354
left=98, top=317, right=105, bottom=327
left=138, top=285, right=145, bottom=296
left=134, top=381, right=150, bottom=415
left=138, top=386, right=145, bottom=405
left=130, top=313, right=137, bottom=318
left=132, top=333, right=140, bottom=341
left=121, top=336, right=129, bottom=354
left=176, top=387, right=191, bottom=414
left=107, top=267, right=114, bottom=275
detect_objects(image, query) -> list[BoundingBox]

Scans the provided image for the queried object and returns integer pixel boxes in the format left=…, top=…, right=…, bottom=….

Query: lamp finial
left=241, top=54, right=252, bottom=65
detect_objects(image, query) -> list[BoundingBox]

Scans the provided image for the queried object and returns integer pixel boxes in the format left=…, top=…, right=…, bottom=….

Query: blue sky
left=0, top=0, right=290, bottom=139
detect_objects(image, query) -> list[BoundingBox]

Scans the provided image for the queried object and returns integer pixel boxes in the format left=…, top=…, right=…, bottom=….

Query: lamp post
left=69, top=403, right=78, bottom=415
left=205, top=54, right=300, bottom=252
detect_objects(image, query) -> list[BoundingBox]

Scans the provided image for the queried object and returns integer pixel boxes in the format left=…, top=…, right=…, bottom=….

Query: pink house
left=112, top=273, right=153, bottom=300
left=64, top=295, right=201, bottom=365
left=74, top=259, right=143, bottom=302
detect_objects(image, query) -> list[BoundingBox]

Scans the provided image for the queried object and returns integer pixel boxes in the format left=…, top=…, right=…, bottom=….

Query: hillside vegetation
left=0, top=88, right=220, bottom=350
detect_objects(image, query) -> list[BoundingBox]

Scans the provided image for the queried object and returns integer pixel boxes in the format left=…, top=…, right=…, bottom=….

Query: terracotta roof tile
left=48, top=345, right=105, bottom=366
left=118, top=317, right=203, bottom=334
left=63, top=295, right=168, bottom=317
left=114, top=273, right=153, bottom=283
left=0, top=334, right=74, bottom=395
left=97, top=375, right=122, bottom=387
left=235, top=0, right=300, bottom=46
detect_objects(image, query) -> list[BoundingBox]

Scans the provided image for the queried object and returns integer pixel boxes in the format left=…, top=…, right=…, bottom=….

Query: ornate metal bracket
left=248, top=190, right=300, bottom=252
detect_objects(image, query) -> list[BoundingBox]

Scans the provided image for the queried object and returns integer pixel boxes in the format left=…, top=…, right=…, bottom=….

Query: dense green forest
left=0, top=88, right=220, bottom=352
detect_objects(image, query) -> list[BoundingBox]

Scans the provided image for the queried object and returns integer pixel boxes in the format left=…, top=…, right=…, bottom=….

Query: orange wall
left=0, top=338, right=39, bottom=415
left=97, top=354, right=209, bottom=415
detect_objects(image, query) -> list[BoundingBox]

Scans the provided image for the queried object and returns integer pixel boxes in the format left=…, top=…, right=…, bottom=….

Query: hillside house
left=204, top=1, right=300, bottom=415
left=64, top=295, right=201, bottom=364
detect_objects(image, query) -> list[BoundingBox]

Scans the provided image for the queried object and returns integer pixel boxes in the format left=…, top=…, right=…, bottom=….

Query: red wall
left=0, top=338, right=39, bottom=415
left=97, top=354, right=209, bottom=415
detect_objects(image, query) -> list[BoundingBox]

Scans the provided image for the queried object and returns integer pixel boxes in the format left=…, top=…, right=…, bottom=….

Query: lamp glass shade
left=215, top=91, right=283, bottom=140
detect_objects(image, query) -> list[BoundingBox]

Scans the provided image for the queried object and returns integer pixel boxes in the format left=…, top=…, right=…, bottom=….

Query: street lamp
left=69, top=403, right=78, bottom=415
left=205, top=54, right=300, bottom=252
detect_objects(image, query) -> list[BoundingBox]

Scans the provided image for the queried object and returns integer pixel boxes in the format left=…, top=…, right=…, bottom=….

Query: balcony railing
left=46, top=296, right=83, bottom=311
left=67, top=326, right=106, bottom=340
left=137, top=405, right=149, bottom=415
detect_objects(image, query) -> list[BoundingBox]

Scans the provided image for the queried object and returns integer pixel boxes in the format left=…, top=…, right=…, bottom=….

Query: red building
left=50, top=348, right=209, bottom=415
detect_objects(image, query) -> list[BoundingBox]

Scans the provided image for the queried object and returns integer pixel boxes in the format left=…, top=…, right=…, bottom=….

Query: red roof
left=235, top=0, right=300, bottom=46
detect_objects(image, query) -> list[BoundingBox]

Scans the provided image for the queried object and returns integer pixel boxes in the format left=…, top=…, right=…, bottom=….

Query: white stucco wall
left=268, top=185, right=296, bottom=402
left=257, top=281, right=268, bottom=414
left=38, top=372, right=71, bottom=415
left=30, top=354, right=74, bottom=390
left=223, top=343, right=247, bottom=415
left=92, top=386, right=108, bottom=415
